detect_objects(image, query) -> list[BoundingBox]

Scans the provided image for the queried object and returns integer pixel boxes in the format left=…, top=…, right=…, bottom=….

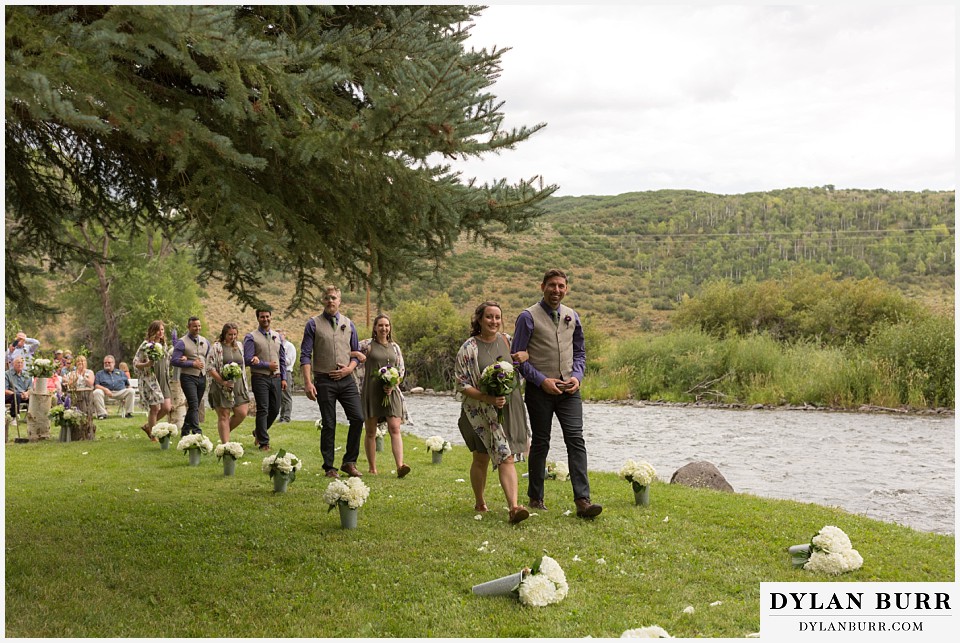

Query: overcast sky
left=450, top=4, right=955, bottom=197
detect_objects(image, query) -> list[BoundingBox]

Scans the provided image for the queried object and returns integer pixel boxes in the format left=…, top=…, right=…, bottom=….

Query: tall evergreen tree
left=6, top=5, right=556, bottom=312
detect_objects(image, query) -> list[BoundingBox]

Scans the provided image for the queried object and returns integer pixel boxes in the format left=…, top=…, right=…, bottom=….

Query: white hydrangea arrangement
left=28, top=358, right=55, bottom=378
left=424, top=436, right=451, bottom=453
left=515, top=555, right=569, bottom=607
left=789, top=525, right=863, bottom=575
left=262, top=449, right=302, bottom=479
left=375, top=422, right=388, bottom=439
left=215, top=441, right=244, bottom=461
left=150, top=422, right=178, bottom=440
left=323, top=477, right=370, bottom=510
left=546, top=460, right=569, bottom=481
left=177, top=433, right=214, bottom=454
left=621, top=625, right=672, bottom=638
left=619, top=460, right=657, bottom=496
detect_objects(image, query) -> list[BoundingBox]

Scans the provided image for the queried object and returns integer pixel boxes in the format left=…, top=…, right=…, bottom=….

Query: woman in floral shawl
left=205, top=322, right=250, bottom=444
left=455, top=301, right=531, bottom=524
left=133, top=320, right=172, bottom=441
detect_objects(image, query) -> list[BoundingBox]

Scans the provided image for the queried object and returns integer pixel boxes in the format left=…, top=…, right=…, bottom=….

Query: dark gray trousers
left=315, top=374, right=364, bottom=471
left=179, top=373, right=206, bottom=435
left=251, top=374, right=281, bottom=447
left=524, top=385, right=591, bottom=502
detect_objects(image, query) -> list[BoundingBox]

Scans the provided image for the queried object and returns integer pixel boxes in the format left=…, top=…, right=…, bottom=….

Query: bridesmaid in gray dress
left=133, top=320, right=173, bottom=441
left=359, top=314, right=411, bottom=478
left=206, top=322, right=250, bottom=444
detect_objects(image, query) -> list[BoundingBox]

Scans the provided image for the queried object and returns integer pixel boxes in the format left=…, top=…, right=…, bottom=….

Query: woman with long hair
left=206, top=322, right=250, bottom=444
left=455, top=301, right=531, bottom=524
left=133, top=320, right=173, bottom=441
left=357, top=314, right=410, bottom=477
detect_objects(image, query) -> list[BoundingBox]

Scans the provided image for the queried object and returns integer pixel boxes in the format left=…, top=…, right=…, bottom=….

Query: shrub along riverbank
left=5, top=418, right=954, bottom=637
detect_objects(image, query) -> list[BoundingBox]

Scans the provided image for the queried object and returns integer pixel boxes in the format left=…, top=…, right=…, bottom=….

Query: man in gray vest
left=512, top=269, right=602, bottom=518
left=300, top=285, right=364, bottom=478
left=244, top=309, right=287, bottom=451
left=170, top=316, right=209, bottom=435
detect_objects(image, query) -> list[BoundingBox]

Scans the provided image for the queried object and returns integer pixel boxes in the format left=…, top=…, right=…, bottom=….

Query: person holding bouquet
left=455, top=301, right=531, bottom=524
left=133, top=320, right=173, bottom=441
left=207, top=322, right=250, bottom=444
left=357, top=314, right=411, bottom=478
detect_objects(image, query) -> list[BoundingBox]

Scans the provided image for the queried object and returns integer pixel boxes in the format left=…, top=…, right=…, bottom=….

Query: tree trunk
left=27, top=391, right=53, bottom=441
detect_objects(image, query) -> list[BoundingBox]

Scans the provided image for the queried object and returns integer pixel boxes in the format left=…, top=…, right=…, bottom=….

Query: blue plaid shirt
left=94, top=369, right=130, bottom=392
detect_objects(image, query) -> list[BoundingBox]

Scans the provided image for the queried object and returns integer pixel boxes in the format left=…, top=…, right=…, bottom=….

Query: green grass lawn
left=4, top=416, right=954, bottom=637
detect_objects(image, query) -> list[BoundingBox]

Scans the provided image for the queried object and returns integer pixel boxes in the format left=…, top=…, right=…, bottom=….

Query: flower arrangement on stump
left=215, top=442, right=244, bottom=476
left=619, top=459, right=657, bottom=506
left=49, top=404, right=84, bottom=442
left=29, top=358, right=55, bottom=392
left=262, top=449, right=302, bottom=492
left=788, top=525, right=863, bottom=575
left=472, top=555, right=568, bottom=606
left=150, top=422, right=179, bottom=450
left=425, top=435, right=451, bottom=464
left=177, top=433, right=214, bottom=466
left=323, top=477, right=370, bottom=529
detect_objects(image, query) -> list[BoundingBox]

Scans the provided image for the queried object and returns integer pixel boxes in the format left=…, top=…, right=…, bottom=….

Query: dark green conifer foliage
left=6, top=5, right=555, bottom=311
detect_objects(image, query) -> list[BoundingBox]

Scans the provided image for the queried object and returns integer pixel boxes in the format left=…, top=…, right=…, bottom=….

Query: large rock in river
left=670, top=461, right=735, bottom=493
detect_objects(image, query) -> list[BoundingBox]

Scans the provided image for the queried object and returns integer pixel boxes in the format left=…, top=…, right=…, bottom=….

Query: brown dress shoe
left=340, top=463, right=362, bottom=478
left=529, top=499, right=547, bottom=511
left=325, top=469, right=340, bottom=478
left=397, top=464, right=411, bottom=478
left=575, top=497, right=602, bottom=518
left=508, top=506, right=530, bottom=524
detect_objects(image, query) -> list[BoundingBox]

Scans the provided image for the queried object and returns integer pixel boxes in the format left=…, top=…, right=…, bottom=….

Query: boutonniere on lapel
left=563, top=315, right=572, bottom=327
left=340, top=324, right=347, bottom=332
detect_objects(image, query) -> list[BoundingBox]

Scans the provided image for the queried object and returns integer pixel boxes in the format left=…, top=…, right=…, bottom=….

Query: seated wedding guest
left=66, top=355, right=95, bottom=389
left=454, top=300, right=531, bottom=524
left=92, top=355, right=135, bottom=419
left=358, top=314, right=410, bottom=478
left=118, top=361, right=132, bottom=381
left=59, top=351, right=74, bottom=378
left=5, top=356, right=31, bottom=416
left=133, top=320, right=173, bottom=442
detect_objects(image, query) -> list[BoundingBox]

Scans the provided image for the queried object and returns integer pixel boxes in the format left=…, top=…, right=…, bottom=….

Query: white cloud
left=452, top=4, right=955, bottom=195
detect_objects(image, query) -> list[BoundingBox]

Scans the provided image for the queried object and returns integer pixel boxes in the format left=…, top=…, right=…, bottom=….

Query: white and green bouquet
left=619, top=459, right=657, bottom=492
left=788, top=525, right=863, bottom=575
left=221, top=362, right=243, bottom=381
left=143, top=341, right=166, bottom=362
left=215, top=441, right=244, bottom=462
left=478, top=358, right=520, bottom=425
left=48, top=404, right=84, bottom=429
left=515, top=555, right=569, bottom=607
left=375, top=422, right=388, bottom=439
left=322, top=477, right=370, bottom=510
left=262, top=449, right=302, bottom=481
left=424, top=436, right=451, bottom=453
left=150, top=422, right=179, bottom=440
left=377, top=364, right=401, bottom=406
left=28, top=358, right=55, bottom=378
left=177, top=433, right=214, bottom=455
left=546, top=461, right=569, bottom=482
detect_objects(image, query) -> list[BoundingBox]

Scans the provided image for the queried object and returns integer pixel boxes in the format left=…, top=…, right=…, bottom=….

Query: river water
left=290, top=394, right=955, bottom=535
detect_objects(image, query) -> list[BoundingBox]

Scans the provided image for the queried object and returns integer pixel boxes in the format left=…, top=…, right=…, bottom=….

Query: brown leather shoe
left=397, top=464, right=411, bottom=479
left=325, top=469, right=340, bottom=478
left=340, top=463, right=362, bottom=478
left=529, top=499, right=547, bottom=511
left=575, top=497, right=602, bottom=518
left=508, top=506, right=530, bottom=524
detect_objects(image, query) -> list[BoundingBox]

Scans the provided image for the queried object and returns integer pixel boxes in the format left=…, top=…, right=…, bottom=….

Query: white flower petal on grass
left=474, top=514, right=483, bottom=521
left=662, top=516, right=669, bottom=522
left=133, top=488, right=140, bottom=492
left=596, top=558, right=606, bottom=565
left=621, top=625, right=672, bottom=638
left=572, top=555, right=582, bottom=562
left=81, top=451, right=89, bottom=455
left=563, top=510, right=573, bottom=516
left=682, top=605, right=695, bottom=614
left=709, top=601, right=722, bottom=607
left=242, top=462, right=250, bottom=465
left=455, top=478, right=466, bottom=483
